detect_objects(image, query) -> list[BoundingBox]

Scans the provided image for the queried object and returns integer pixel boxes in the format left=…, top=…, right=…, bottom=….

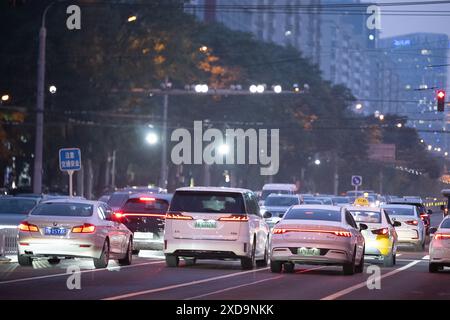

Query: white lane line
left=103, top=267, right=270, bottom=300
left=0, top=260, right=164, bottom=285
left=185, top=266, right=326, bottom=300
left=321, top=260, right=422, bottom=300
left=422, top=255, right=430, bottom=260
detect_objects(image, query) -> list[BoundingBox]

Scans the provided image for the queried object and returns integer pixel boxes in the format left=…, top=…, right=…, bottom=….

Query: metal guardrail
left=0, top=228, right=18, bottom=256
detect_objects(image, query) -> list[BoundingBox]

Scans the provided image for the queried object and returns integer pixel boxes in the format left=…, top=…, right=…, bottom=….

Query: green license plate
left=297, top=247, right=320, bottom=256
left=194, top=220, right=217, bottom=229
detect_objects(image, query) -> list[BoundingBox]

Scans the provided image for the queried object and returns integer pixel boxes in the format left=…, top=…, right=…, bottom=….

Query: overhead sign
left=354, top=197, right=369, bottom=207
left=59, top=148, right=81, bottom=171
left=351, top=175, right=362, bottom=187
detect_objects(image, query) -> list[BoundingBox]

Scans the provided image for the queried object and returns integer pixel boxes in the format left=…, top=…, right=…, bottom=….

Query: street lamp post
left=33, top=1, right=57, bottom=194
left=159, top=76, right=170, bottom=189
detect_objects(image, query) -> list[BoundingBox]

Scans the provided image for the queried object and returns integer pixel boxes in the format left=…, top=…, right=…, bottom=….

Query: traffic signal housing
left=437, top=90, right=446, bottom=112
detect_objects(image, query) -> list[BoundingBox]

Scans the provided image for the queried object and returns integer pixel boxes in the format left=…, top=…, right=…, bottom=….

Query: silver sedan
left=17, top=199, right=133, bottom=268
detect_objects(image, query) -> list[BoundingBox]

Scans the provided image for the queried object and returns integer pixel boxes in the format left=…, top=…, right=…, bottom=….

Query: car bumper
left=430, top=247, right=450, bottom=264
left=133, top=238, right=164, bottom=250
left=164, top=238, right=248, bottom=259
left=364, top=238, right=394, bottom=257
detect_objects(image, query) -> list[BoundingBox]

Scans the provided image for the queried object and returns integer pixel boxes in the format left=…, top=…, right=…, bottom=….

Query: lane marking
left=185, top=266, right=326, bottom=300
left=321, top=260, right=422, bottom=300
left=0, top=260, right=164, bottom=285
left=422, top=255, right=430, bottom=260
left=103, top=267, right=270, bottom=300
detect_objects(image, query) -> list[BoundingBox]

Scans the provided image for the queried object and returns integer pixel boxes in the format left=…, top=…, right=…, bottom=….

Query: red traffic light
left=437, top=90, right=446, bottom=112
left=438, top=90, right=446, bottom=99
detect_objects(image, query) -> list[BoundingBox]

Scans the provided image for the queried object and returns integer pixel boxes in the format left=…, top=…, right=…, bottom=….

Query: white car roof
left=175, top=186, right=253, bottom=194
left=262, top=183, right=296, bottom=190
left=382, top=204, right=416, bottom=209
left=345, top=206, right=381, bottom=212
left=290, top=204, right=342, bottom=211
left=40, top=198, right=100, bottom=206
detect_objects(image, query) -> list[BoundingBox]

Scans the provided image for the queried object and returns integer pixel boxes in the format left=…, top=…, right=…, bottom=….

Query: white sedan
left=17, top=199, right=133, bottom=269
left=270, top=205, right=366, bottom=275
left=429, top=218, right=450, bottom=272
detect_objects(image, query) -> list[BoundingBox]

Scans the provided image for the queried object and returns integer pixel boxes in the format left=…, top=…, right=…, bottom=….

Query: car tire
left=132, top=249, right=140, bottom=256
left=184, top=257, right=196, bottom=266
left=18, top=254, right=32, bottom=267
left=343, top=248, right=356, bottom=275
left=270, top=260, right=282, bottom=273
left=355, top=248, right=365, bottom=273
left=284, top=262, right=295, bottom=273
left=241, top=241, right=256, bottom=270
left=118, top=238, right=133, bottom=266
left=48, top=258, right=60, bottom=265
left=93, top=240, right=110, bottom=269
left=165, top=254, right=179, bottom=267
left=256, top=240, right=269, bottom=268
left=383, top=253, right=395, bottom=267
left=429, top=263, right=442, bottom=273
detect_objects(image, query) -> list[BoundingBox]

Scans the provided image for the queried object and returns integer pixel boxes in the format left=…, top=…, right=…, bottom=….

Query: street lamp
left=49, top=85, right=57, bottom=94
left=218, top=144, right=230, bottom=155
left=272, top=85, right=282, bottom=94
left=379, top=114, right=385, bottom=121
left=145, top=132, right=158, bottom=145
left=314, top=159, right=321, bottom=166
left=1, top=94, right=10, bottom=102
left=355, top=103, right=363, bottom=111
left=127, top=15, right=137, bottom=23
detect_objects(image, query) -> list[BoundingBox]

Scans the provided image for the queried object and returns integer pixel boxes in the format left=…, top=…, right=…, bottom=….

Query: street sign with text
left=59, top=148, right=81, bottom=171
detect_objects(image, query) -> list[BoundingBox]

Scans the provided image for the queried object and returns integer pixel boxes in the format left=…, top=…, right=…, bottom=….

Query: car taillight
left=18, top=221, right=39, bottom=232
left=165, top=212, right=193, bottom=220
left=272, top=227, right=351, bottom=237
left=139, top=197, right=155, bottom=202
left=218, top=215, right=249, bottom=222
left=405, top=220, right=418, bottom=226
left=435, top=233, right=450, bottom=240
left=113, top=211, right=125, bottom=219
left=372, top=228, right=389, bottom=236
left=419, top=214, right=428, bottom=220
left=72, top=223, right=96, bottom=233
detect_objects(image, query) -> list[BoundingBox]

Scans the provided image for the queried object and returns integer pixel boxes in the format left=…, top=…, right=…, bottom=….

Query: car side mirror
left=263, top=211, right=272, bottom=219
left=427, top=209, right=433, bottom=215
left=359, top=223, right=368, bottom=231
left=393, top=221, right=402, bottom=227
left=278, top=213, right=284, bottom=218
left=429, top=227, right=438, bottom=234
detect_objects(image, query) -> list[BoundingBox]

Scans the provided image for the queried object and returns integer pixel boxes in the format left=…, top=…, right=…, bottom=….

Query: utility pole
left=159, top=76, right=170, bottom=188
left=33, top=2, right=56, bottom=194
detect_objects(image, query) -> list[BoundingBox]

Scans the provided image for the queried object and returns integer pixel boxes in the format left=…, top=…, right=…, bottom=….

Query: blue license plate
left=44, top=227, right=67, bottom=236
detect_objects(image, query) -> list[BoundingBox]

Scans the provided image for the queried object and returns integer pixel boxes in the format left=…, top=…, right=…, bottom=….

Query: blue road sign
left=59, top=148, right=81, bottom=171
left=351, top=175, right=362, bottom=187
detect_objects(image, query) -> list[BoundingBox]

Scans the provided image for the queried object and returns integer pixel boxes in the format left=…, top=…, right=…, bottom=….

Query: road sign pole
left=68, top=170, right=74, bottom=197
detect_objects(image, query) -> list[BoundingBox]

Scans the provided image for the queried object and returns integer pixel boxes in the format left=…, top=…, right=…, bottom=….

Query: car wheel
left=132, top=249, right=140, bottom=256
left=93, top=240, right=110, bottom=269
left=270, top=260, right=282, bottom=273
left=165, top=254, right=179, bottom=267
left=48, top=257, right=60, bottom=265
left=184, top=257, right=197, bottom=266
left=343, top=248, right=356, bottom=275
left=256, top=240, right=269, bottom=268
left=383, top=252, right=395, bottom=267
left=118, top=238, right=133, bottom=266
left=241, top=240, right=256, bottom=270
left=284, top=262, right=295, bottom=273
left=429, top=263, right=442, bottom=273
left=355, top=248, right=365, bottom=273
left=17, top=254, right=32, bottom=266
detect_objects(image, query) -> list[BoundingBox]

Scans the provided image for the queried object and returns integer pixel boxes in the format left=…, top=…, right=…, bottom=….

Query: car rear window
left=332, top=197, right=350, bottom=204
left=349, top=210, right=381, bottom=223
left=261, top=190, right=291, bottom=200
left=264, top=196, right=299, bottom=207
left=441, top=219, right=450, bottom=229
left=170, top=191, right=245, bottom=214
left=383, top=207, right=415, bottom=216
left=284, top=208, right=341, bottom=222
left=0, top=198, right=37, bottom=214
left=107, top=193, right=129, bottom=207
left=31, top=203, right=93, bottom=217
left=123, top=198, right=169, bottom=213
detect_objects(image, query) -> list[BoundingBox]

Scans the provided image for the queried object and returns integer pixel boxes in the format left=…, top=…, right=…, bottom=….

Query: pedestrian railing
left=0, top=227, right=18, bottom=256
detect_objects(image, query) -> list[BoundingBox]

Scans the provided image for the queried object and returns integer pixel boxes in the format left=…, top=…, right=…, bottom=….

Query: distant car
left=107, top=191, right=133, bottom=212
left=164, top=187, right=270, bottom=270
left=98, top=194, right=111, bottom=203
left=0, top=196, right=40, bottom=228
left=314, top=197, right=333, bottom=205
left=114, top=193, right=172, bottom=253
left=17, top=199, right=133, bottom=268
left=332, top=196, right=351, bottom=206
left=270, top=205, right=366, bottom=275
left=347, top=206, right=399, bottom=267
left=387, top=197, right=432, bottom=234
left=429, top=218, right=450, bottom=272
left=259, top=183, right=297, bottom=206
left=118, top=186, right=167, bottom=194
left=302, top=199, right=323, bottom=205
left=382, top=204, right=426, bottom=251
left=261, top=194, right=302, bottom=229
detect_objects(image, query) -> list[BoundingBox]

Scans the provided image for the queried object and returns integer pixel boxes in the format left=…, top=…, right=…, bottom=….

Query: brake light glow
left=18, top=221, right=39, bottom=232
left=119, top=213, right=166, bottom=218
left=218, top=215, right=249, bottom=222
left=272, top=228, right=351, bottom=237
left=165, top=212, right=193, bottom=220
left=435, top=233, right=450, bottom=240
left=372, top=228, right=389, bottom=236
left=139, top=197, right=155, bottom=202
left=113, top=211, right=125, bottom=219
left=72, top=223, right=96, bottom=233
left=405, top=220, right=419, bottom=226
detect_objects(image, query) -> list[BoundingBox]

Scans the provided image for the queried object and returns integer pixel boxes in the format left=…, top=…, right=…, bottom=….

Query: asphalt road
left=0, top=211, right=448, bottom=300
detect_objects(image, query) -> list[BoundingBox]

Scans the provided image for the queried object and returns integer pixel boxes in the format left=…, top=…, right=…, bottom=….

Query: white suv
left=163, top=187, right=270, bottom=270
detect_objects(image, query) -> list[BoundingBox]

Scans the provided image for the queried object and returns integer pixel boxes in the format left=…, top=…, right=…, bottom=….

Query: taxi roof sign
left=354, top=197, right=369, bottom=206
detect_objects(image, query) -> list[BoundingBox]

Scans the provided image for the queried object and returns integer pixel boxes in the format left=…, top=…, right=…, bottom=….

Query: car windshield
left=383, top=207, right=415, bottom=216
left=349, top=210, right=381, bottom=223
left=440, top=219, right=450, bottom=229
left=332, top=197, right=350, bottom=204
left=107, top=194, right=129, bottom=207
left=31, top=203, right=94, bottom=217
left=264, top=196, right=298, bottom=207
left=315, top=198, right=332, bottom=205
left=123, top=198, right=169, bottom=213
left=0, top=198, right=37, bottom=214
left=303, top=200, right=323, bottom=205
left=284, top=208, right=341, bottom=222
left=170, top=191, right=245, bottom=214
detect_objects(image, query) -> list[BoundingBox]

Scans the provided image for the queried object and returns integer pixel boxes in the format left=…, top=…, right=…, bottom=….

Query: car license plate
left=134, top=232, right=154, bottom=239
left=194, top=220, right=217, bottom=229
left=44, top=227, right=67, bottom=236
left=297, top=247, right=320, bottom=256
